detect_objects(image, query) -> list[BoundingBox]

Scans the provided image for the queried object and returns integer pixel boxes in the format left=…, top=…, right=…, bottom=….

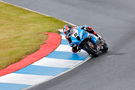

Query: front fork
left=90, top=37, right=104, bottom=51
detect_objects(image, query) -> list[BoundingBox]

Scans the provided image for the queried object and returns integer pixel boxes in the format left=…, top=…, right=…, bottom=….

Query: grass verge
left=0, top=2, right=66, bottom=70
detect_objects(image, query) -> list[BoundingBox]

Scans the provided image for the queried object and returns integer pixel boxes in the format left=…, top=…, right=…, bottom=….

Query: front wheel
left=82, top=41, right=98, bottom=57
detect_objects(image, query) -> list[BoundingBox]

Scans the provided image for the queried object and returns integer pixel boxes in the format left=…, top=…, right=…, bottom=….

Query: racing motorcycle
left=70, top=27, right=108, bottom=57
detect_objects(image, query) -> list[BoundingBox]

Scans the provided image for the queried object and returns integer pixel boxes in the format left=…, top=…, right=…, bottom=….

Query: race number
left=74, top=33, right=78, bottom=37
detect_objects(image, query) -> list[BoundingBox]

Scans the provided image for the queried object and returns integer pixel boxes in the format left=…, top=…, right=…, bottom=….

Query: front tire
left=83, top=41, right=98, bottom=57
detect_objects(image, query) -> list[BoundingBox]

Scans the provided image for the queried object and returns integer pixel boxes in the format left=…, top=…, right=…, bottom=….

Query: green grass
left=0, top=2, right=66, bottom=70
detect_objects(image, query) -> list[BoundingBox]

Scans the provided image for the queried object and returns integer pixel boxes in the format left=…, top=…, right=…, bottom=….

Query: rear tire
left=102, top=43, right=108, bottom=53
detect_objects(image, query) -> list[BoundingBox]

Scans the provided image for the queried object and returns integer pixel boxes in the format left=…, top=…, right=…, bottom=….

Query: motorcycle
left=69, top=27, right=108, bottom=57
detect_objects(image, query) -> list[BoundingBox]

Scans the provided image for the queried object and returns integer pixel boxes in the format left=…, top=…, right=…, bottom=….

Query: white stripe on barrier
left=32, top=57, right=82, bottom=68
left=61, top=35, right=66, bottom=39
left=55, top=45, right=72, bottom=52
left=55, top=44, right=86, bottom=53
left=0, top=73, right=53, bottom=85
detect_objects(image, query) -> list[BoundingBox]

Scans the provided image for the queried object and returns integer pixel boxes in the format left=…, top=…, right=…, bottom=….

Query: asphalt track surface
left=2, top=0, right=135, bottom=90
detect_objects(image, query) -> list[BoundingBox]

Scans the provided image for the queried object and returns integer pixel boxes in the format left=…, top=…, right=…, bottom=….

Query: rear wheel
left=102, top=43, right=108, bottom=53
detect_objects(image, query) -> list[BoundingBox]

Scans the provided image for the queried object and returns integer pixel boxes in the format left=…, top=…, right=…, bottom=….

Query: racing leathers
left=65, top=25, right=101, bottom=53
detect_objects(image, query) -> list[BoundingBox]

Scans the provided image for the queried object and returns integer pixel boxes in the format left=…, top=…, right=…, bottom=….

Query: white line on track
left=0, top=73, right=53, bottom=85
left=32, top=57, right=82, bottom=68
left=55, top=44, right=86, bottom=53
left=61, top=35, right=66, bottom=39
left=55, top=44, right=72, bottom=52
left=26, top=56, right=91, bottom=90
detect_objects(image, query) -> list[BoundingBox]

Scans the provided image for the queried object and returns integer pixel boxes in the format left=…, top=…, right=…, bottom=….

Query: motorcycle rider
left=63, top=24, right=101, bottom=53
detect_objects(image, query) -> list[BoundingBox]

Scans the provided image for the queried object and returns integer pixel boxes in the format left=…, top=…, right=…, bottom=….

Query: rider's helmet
left=63, top=24, right=73, bottom=35
left=86, top=26, right=93, bottom=31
